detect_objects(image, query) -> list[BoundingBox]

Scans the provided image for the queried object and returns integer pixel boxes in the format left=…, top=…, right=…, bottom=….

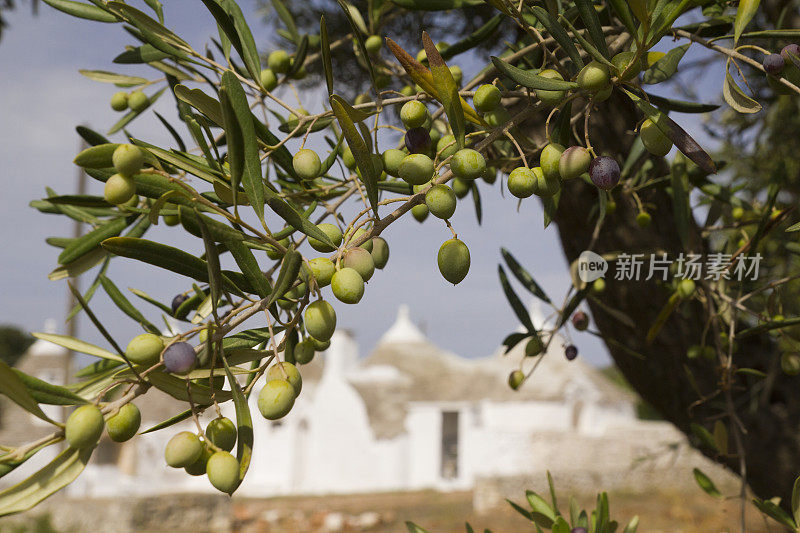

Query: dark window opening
left=441, top=411, right=459, bottom=479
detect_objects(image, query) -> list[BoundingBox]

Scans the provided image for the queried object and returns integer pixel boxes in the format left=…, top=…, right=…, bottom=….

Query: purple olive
left=763, top=53, right=785, bottom=76
left=571, top=528, right=588, bottom=533
left=589, top=156, right=620, bottom=190
left=565, top=344, right=578, bottom=361
left=571, top=310, right=589, bottom=331
left=781, top=44, right=800, bottom=66
left=405, top=127, right=431, bottom=154
left=163, top=342, right=197, bottom=374
left=171, top=293, right=189, bottom=315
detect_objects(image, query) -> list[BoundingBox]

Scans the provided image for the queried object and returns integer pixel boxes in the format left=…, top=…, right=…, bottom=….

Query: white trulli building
left=0, top=306, right=719, bottom=499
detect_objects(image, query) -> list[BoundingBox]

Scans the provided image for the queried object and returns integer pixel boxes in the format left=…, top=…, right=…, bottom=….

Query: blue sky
left=0, top=2, right=727, bottom=368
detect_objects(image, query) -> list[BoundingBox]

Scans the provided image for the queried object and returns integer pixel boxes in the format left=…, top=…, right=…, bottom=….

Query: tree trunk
left=544, top=92, right=800, bottom=507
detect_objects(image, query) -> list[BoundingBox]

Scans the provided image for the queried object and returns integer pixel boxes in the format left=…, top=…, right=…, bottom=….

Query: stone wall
left=2, top=493, right=233, bottom=533
left=473, top=423, right=740, bottom=513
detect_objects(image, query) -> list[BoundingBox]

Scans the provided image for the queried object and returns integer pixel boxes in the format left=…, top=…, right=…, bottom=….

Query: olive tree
left=1, top=0, right=800, bottom=530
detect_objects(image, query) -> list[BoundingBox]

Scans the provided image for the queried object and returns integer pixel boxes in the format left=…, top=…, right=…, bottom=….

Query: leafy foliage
left=2, top=0, right=799, bottom=528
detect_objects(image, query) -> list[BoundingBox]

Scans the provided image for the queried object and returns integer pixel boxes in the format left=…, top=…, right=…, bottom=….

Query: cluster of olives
left=262, top=49, right=308, bottom=88
left=500, top=139, right=620, bottom=199
left=126, top=332, right=199, bottom=373
left=65, top=402, right=142, bottom=450
left=164, top=417, right=239, bottom=493
left=104, top=144, right=145, bottom=206
left=763, top=44, right=800, bottom=94
left=110, top=90, right=149, bottom=113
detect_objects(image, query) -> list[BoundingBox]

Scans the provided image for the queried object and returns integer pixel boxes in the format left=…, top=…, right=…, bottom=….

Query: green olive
left=110, top=91, right=129, bottom=112
left=268, top=50, right=291, bottom=74
left=426, top=184, right=457, bottom=219
left=165, top=431, right=203, bottom=468
left=260, top=68, right=278, bottom=91
left=304, top=299, right=337, bottom=342
left=106, top=403, right=141, bottom=442
left=331, top=268, right=365, bottom=304
left=308, top=223, right=343, bottom=253
left=104, top=174, right=136, bottom=205
left=65, top=405, right=104, bottom=449
left=474, top=84, right=502, bottom=112
left=398, top=154, right=434, bottom=186
left=437, top=238, right=471, bottom=285
left=258, top=379, right=296, bottom=420
left=267, top=362, right=302, bottom=395
left=206, top=451, right=240, bottom=494
left=450, top=149, right=486, bottom=181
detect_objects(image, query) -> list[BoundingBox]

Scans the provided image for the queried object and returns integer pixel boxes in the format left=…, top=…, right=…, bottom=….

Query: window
left=441, top=411, right=459, bottom=479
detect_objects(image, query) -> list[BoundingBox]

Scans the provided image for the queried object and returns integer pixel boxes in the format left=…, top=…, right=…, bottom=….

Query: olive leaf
left=501, top=248, right=552, bottom=304
left=559, top=15, right=615, bottom=70
left=100, top=277, right=159, bottom=338
left=490, top=57, right=578, bottom=90
left=58, top=215, right=136, bottom=265
left=106, top=2, right=191, bottom=60
left=557, top=288, right=587, bottom=328
left=722, top=66, right=762, bottom=114
left=607, top=0, right=637, bottom=34
left=12, top=370, right=88, bottom=406
left=0, top=447, right=94, bottom=517
left=287, top=35, right=309, bottom=78
left=140, top=408, right=195, bottom=434
left=101, top=237, right=245, bottom=296
left=178, top=207, right=245, bottom=243
left=146, top=372, right=232, bottom=404
left=48, top=248, right=108, bottom=281
left=404, top=522, right=432, bottom=533
left=670, top=154, right=691, bottom=250
left=174, top=84, right=224, bottom=126
left=385, top=37, right=485, bottom=126
left=641, top=44, right=690, bottom=85
left=526, top=490, right=556, bottom=527
left=330, top=94, right=379, bottom=215
left=221, top=356, right=253, bottom=490
left=225, top=239, right=271, bottom=300
left=75, top=125, right=110, bottom=146
left=645, top=92, right=719, bottom=113
left=574, top=0, right=610, bottom=58
left=482, top=0, right=512, bottom=15
left=693, top=468, right=723, bottom=498
left=41, top=0, right=117, bottom=23
left=320, top=15, right=334, bottom=96
left=267, top=246, right=302, bottom=307
left=498, top=266, right=536, bottom=334
left=753, top=498, right=797, bottom=528
left=221, top=71, right=265, bottom=222
left=129, top=288, right=173, bottom=315
left=734, top=0, right=761, bottom=44
left=0, top=360, right=59, bottom=425
left=337, top=0, right=377, bottom=90
left=113, top=44, right=170, bottom=64
left=271, top=0, right=300, bottom=43
left=78, top=69, right=149, bottom=86
left=422, top=31, right=465, bottom=149
left=646, top=292, right=681, bottom=344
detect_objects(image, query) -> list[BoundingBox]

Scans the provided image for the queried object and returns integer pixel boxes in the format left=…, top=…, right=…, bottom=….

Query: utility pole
left=62, top=137, right=88, bottom=423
